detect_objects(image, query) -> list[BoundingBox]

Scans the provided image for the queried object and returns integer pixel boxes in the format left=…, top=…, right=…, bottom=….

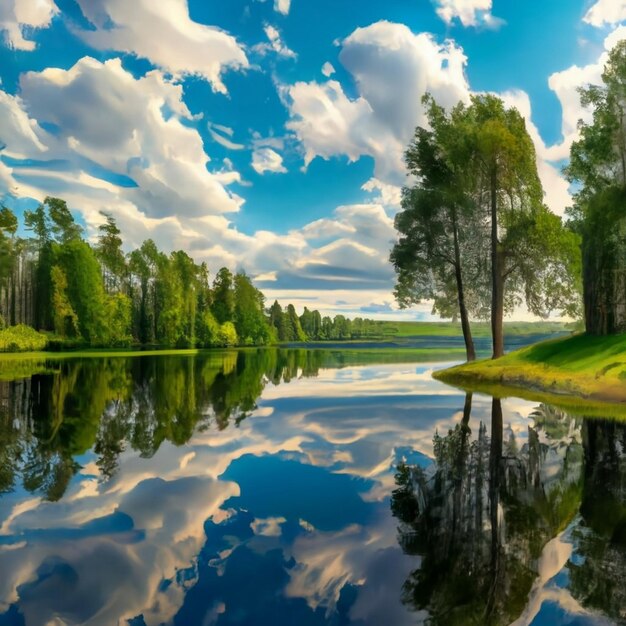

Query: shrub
left=217, top=322, right=238, bottom=347
left=0, top=325, right=48, bottom=352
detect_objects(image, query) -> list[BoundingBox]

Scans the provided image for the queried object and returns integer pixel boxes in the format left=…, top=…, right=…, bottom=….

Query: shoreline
left=434, top=333, right=626, bottom=417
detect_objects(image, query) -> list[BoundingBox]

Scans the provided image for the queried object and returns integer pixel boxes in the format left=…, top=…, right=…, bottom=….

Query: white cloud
left=584, top=0, right=626, bottom=27
left=321, top=62, right=335, bottom=77
left=252, top=147, right=287, bottom=174
left=72, top=0, right=248, bottom=93
left=17, top=57, right=243, bottom=221
left=274, top=0, right=291, bottom=15
left=433, top=0, right=503, bottom=28
left=361, top=177, right=402, bottom=208
left=0, top=56, right=254, bottom=267
left=208, top=122, right=246, bottom=150
left=0, top=0, right=58, bottom=51
left=284, top=21, right=470, bottom=185
left=0, top=55, right=411, bottom=314
left=253, top=23, right=297, bottom=59
left=282, top=20, right=626, bottom=218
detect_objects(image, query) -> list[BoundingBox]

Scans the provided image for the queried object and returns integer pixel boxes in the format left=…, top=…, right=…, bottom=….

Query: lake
left=0, top=347, right=623, bottom=626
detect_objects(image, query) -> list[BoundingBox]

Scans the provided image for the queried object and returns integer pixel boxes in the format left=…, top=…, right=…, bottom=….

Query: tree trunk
left=485, top=396, right=503, bottom=619
left=452, top=207, right=476, bottom=362
left=490, top=168, right=504, bottom=358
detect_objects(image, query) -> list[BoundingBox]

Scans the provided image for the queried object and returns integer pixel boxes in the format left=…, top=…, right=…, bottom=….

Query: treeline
left=0, top=199, right=381, bottom=350
left=268, top=300, right=387, bottom=341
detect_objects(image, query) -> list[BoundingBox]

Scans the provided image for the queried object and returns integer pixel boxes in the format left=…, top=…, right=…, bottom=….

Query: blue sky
left=0, top=0, right=624, bottom=319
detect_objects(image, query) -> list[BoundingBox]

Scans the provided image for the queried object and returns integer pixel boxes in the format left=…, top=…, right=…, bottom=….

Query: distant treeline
left=0, top=197, right=383, bottom=351
left=268, top=300, right=389, bottom=342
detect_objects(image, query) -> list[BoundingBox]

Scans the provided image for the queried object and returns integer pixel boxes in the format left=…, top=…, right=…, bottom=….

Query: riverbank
left=434, top=333, right=626, bottom=415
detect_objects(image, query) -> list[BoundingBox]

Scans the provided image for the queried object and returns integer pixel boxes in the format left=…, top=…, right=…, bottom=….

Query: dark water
left=0, top=347, right=623, bottom=625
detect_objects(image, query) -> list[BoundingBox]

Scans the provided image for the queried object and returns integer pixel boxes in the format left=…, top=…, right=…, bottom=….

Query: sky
left=0, top=0, right=625, bottom=320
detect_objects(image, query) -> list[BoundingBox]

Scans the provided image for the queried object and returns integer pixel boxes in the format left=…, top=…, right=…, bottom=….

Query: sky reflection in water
left=0, top=349, right=623, bottom=625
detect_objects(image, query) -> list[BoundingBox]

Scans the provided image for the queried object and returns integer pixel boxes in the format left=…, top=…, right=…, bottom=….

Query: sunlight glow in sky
left=0, top=0, right=624, bottom=319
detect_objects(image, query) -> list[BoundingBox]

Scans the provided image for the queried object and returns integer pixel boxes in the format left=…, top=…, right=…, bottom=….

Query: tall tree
left=24, top=202, right=53, bottom=330
left=46, top=197, right=82, bottom=244
left=212, top=267, right=235, bottom=325
left=96, top=212, right=126, bottom=294
left=391, top=99, right=489, bottom=361
left=566, top=40, right=626, bottom=335
left=0, top=207, right=18, bottom=325
left=467, top=95, right=546, bottom=357
left=233, top=272, right=271, bottom=345
left=285, top=304, right=306, bottom=342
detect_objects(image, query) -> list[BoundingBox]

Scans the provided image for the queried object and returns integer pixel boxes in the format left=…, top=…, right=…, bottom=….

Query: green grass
left=377, top=320, right=571, bottom=338
left=435, top=332, right=626, bottom=415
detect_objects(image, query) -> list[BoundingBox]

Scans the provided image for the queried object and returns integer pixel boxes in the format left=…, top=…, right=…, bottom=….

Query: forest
left=0, top=199, right=384, bottom=351
left=391, top=39, right=626, bottom=362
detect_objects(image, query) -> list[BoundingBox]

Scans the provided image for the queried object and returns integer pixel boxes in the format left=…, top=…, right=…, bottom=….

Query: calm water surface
left=0, top=348, right=623, bottom=625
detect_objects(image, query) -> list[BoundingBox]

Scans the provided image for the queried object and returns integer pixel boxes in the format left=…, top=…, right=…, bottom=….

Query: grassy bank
left=434, top=333, right=626, bottom=413
left=381, top=320, right=572, bottom=338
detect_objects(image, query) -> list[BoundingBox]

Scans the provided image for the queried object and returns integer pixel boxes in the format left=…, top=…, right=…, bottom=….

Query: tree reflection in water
left=0, top=349, right=331, bottom=502
left=391, top=394, right=626, bottom=625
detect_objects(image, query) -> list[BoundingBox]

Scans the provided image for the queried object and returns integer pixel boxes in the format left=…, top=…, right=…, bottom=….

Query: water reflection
left=0, top=350, right=624, bottom=625
left=392, top=393, right=625, bottom=625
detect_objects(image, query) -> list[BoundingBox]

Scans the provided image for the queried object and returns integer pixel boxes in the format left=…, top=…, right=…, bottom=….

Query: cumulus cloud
left=433, top=0, right=503, bottom=28
left=284, top=21, right=470, bottom=185
left=361, top=177, right=402, bottom=208
left=0, top=55, right=255, bottom=269
left=282, top=20, right=626, bottom=217
left=530, top=26, right=626, bottom=210
left=583, top=0, right=626, bottom=27
left=16, top=56, right=243, bottom=221
left=0, top=56, right=405, bottom=313
left=72, top=0, right=248, bottom=93
left=252, top=147, right=287, bottom=174
left=0, top=0, right=58, bottom=51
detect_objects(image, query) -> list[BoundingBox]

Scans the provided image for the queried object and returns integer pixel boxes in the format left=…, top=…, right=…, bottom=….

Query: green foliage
left=196, top=309, right=220, bottom=347
left=0, top=206, right=17, bottom=295
left=566, top=41, right=626, bottom=335
left=217, top=321, right=238, bottom=347
left=394, top=93, right=582, bottom=360
left=0, top=325, right=48, bottom=352
left=212, top=267, right=235, bottom=324
left=0, top=192, right=524, bottom=353
left=233, top=272, right=272, bottom=345
left=45, top=197, right=83, bottom=244
left=51, top=265, right=80, bottom=339
left=56, top=239, right=109, bottom=345
left=96, top=212, right=126, bottom=293
left=105, top=293, right=133, bottom=347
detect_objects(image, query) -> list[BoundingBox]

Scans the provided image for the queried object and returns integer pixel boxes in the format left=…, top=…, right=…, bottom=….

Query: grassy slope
left=435, top=333, right=626, bottom=413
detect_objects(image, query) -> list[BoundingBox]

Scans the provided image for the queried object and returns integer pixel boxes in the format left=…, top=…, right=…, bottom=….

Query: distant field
left=377, top=320, right=574, bottom=338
